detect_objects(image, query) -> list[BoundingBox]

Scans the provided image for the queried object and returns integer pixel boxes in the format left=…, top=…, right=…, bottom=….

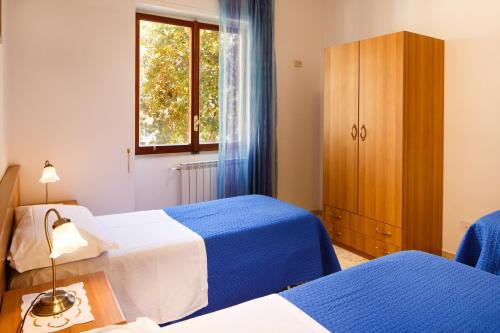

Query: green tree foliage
left=199, top=29, right=220, bottom=143
left=139, top=21, right=219, bottom=146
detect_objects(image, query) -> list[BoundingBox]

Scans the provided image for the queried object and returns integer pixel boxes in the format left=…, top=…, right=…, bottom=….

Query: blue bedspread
left=455, top=210, right=500, bottom=275
left=164, top=195, right=340, bottom=320
left=281, top=251, right=500, bottom=332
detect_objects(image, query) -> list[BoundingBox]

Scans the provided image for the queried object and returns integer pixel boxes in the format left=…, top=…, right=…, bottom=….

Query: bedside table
left=57, top=200, right=78, bottom=205
left=0, top=272, right=126, bottom=332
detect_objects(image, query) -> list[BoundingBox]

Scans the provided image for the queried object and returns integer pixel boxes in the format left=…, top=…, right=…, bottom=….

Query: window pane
left=139, top=20, right=191, bottom=146
left=199, top=29, right=219, bottom=144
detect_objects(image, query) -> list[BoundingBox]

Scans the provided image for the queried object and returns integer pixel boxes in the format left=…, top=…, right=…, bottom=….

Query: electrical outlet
left=460, top=221, right=472, bottom=232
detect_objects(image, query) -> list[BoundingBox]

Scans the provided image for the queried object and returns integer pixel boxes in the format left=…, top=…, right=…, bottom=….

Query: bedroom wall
left=6, top=0, right=136, bottom=214
left=322, top=0, right=500, bottom=253
left=0, top=0, right=7, bottom=178
left=275, top=0, right=323, bottom=211
left=5, top=0, right=325, bottom=213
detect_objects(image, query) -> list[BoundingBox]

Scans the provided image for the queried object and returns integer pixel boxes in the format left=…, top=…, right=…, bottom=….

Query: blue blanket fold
left=281, top=251, right=500, bottom=332
left=164, top=195, right=340, bottom=321
left=455, top=210, right=500, bottom=275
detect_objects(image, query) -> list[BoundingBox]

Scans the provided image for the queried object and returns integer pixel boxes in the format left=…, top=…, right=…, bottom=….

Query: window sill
left=135, top=144, right=218, bottom=156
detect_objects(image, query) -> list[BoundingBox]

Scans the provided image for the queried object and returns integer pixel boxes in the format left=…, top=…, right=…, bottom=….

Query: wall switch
left=293, top=60, right=303, bottom=68
left=460, top=221, right=472, bottom=232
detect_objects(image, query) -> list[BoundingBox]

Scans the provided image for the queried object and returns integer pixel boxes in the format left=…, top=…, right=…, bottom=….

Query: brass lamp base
left=32, top=289, right=75, bottom=317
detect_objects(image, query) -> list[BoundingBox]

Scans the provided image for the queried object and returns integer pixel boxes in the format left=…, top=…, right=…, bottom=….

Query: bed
left=152, top=251, right=500, bottom=332
left=455, top=210, right=500, bottom=275
left=0, top=166, right=340, bottom=324
left=164, top=194, right=340, bottom=319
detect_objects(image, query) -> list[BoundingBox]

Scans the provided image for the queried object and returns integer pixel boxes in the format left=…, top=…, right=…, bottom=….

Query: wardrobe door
left=358, top=33, right=404, bottom=227
left=323, top=42, right=359, bottom=213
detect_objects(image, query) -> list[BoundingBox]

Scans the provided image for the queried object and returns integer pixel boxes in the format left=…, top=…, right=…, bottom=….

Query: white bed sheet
left=10, top=210, right=208, bottom=324
left=82, top=295, right=329, bottom=333
left=162, top=294, right=329, bottom=333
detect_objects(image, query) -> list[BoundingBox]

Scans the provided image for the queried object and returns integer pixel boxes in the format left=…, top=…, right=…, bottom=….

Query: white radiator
left=173, top=161, right=218, bottom=205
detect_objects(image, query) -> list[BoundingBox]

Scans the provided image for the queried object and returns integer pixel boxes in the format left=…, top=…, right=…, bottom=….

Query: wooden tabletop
left=0, top=271, right=126, bottom=332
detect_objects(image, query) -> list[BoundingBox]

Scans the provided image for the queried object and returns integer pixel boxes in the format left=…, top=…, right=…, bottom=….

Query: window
left=135, top=14, right=219, bottom=154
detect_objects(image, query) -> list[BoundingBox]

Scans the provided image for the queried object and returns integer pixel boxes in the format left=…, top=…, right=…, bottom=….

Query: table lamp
left=31, top=208, right=88, bottom=316
left=39, top=160, right=60, bottom=204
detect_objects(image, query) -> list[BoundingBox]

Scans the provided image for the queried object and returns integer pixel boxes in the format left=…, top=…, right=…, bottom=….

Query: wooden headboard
left=0, top=165, right=20, bottom=305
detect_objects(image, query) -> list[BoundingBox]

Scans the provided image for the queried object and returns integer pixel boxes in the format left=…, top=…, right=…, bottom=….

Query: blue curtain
left=217, top=0, right=277, bottom=199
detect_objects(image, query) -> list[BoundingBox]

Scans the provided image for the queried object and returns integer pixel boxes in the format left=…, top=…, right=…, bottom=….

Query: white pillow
left=8, top=205, right=118, bottom=273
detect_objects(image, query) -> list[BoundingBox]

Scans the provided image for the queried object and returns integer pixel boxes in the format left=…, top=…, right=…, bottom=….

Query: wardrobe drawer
left=371, top=221, right=402, bottom=247
left=327, top=207, right=402, bottom=257
left=355, top=236, right=400, bottom=258
left=372, top=240, right=401, bottom=257
left=324, top=206, right=353, bottom=229
left=331, top=225, right=357, bottom=248
left=321, top=207, right=333, bottom=236
left=355, top=216, right=402, bottom=247
left=331, top=225, right=372, bottom=256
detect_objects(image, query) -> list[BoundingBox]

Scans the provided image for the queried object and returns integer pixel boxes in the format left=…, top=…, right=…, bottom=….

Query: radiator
left=173, top=161, right=218, bottom=205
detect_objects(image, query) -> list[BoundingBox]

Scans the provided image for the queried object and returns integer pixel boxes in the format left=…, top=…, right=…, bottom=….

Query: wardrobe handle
left=351, top=124, right=358, bottom=140
left=360, top=125, right=367, bottom=141
left=375, top=228, right=392, bottom=237
left=375, top=246, right=391, bottom=255
left=328, top=212, right=342, bottom=220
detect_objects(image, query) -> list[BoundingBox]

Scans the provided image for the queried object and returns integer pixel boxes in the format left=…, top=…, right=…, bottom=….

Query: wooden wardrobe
left=323, top=31, right=444, bottom=257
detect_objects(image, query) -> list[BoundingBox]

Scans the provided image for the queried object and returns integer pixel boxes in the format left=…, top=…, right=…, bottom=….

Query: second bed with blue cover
left=455, top=210, right=500, bottom=275
left=281, top=251, right=500, bottom=332
left=165, top=195, right=340, bottom=320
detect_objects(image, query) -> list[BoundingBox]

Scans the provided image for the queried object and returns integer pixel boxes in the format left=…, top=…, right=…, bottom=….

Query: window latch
left=194, top=115, right=199, bottom=132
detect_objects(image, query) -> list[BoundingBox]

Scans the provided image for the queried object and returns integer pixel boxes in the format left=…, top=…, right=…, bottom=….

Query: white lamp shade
left=39, top=166, right=60, bottom=184
left=50, top=222, right=88, bottom=259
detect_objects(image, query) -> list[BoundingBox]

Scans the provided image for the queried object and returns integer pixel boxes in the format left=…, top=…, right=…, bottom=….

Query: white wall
left=134, top=152, right=217, bottom=210
left=322, top=0, right=500, bottom=253
left=275, top=0, right=324, bottom=211
left=6, top=0, right=136, bottom=214
left=0, top=0, right=7, bottom=177
left=137, top=0, right=218, bottom=22
left=5, top=0, right=325, bottom=213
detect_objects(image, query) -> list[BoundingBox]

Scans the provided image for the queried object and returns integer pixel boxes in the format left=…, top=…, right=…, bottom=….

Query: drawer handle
left=375, top=246, right=391, bottom=255
left=333, top=231, right=342, bottom=236
left=328, top=212, right=342, bottom=220
left=375, top=228, right=392, bottom=237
